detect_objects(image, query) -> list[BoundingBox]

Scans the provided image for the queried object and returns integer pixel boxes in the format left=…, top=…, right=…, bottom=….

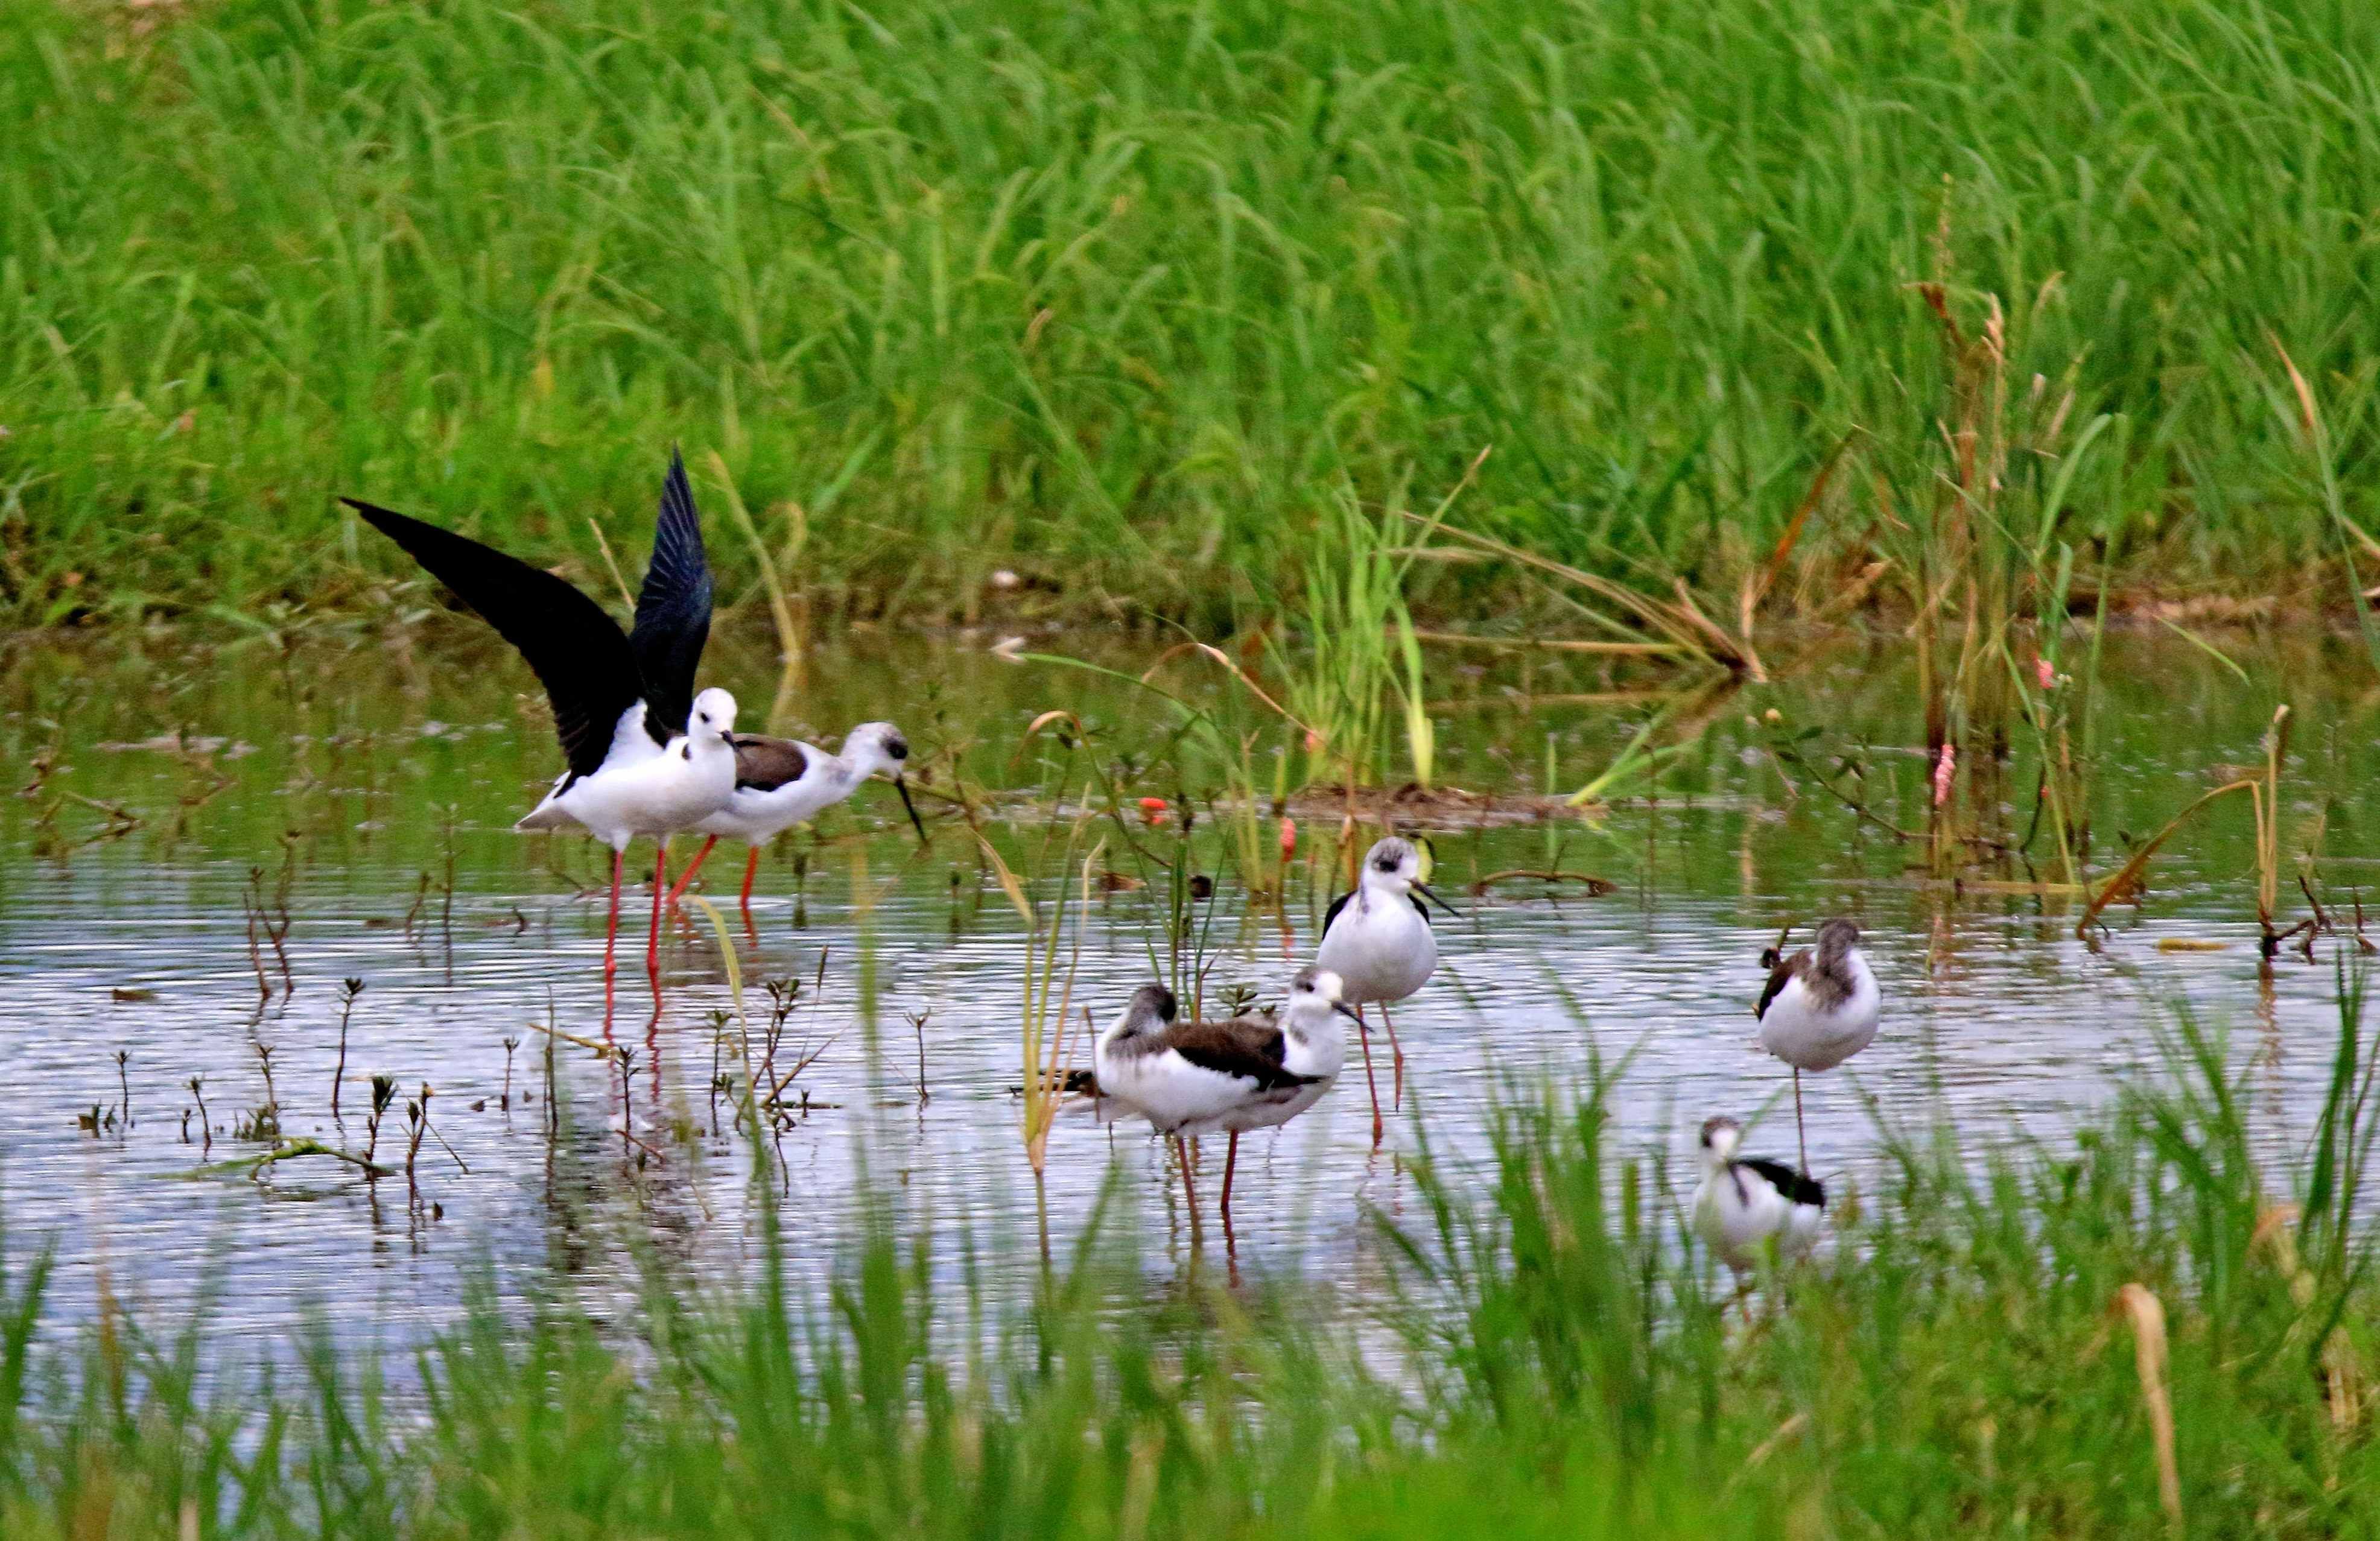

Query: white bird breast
left=1756, top=952, right=1879, bottom=1072
left=533, top=729, right=738, bottom=848
left=1316, top=894, right=1438, bottom=1005
left=1693, top=1168, right=1823, bottom=1271
left=1094, top=1050, right=1262, bottom=1135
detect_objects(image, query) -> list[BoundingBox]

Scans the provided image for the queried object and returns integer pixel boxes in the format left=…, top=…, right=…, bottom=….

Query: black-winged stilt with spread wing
left=343, top=449, right=734, bottom=1019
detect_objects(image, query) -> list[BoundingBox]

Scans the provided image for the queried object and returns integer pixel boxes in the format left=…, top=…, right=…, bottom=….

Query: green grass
left=10, top=979, right=2380, bottom=1537
left=5, top=0, right=2380, bottom=631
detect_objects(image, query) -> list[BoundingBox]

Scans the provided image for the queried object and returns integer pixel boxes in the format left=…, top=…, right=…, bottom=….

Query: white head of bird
left=840, top=721, right=909, bottom=780
left=688, top=688, right=738, bottom=748
left=1357, top=836, right=1459, bottom=916
left=1366, top=836, right=1421, bottom=891
left=1698, top=1115, right=1744, bottom=1169
left=1283, top=965, right=1359, bottom=1032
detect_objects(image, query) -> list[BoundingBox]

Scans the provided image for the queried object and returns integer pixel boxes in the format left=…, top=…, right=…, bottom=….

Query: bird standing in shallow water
left=1315, top=836, right=1458, bottom=1145
left=1090, top=969, right=1354, bottom=1232
left=665, top=721, right=927, bottom=927
left=1690, top=1115, right=1826, bottom=1274
left=1754, top=917, right=1880, bottom=1175
left=344, top=450, right=733, bottom=1022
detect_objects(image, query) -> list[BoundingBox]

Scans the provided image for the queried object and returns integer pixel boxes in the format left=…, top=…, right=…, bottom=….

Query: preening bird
left=1690, top=1116, right=1825, bottom=1274
left=1755, top=917, right=1879, bottom=1174
left=343, top=449, right=732, bottom=1019
left=1315, top=836, right=1458, bottom=1144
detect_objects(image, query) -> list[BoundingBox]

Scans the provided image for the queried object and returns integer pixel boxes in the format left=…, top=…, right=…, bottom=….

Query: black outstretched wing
left=1739, top=1158, right=1826, bottom=1207
left=344, top=498, right=638, bottom=779
left=1166, top=1020, right=1321, bottom=1093
left=628, top=446, right=713, bottom=745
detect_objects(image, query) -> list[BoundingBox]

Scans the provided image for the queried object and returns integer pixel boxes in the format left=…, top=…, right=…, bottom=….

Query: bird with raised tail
left=666, top=720, right=928, bottom=925
left=1690, top=1116, right=1826, bottom=1274
left=1315, top=836, right=1459, bottom=1145
left=1755, top=917, right=1880, bottom=1174
left=1089, top=967, right=1354, bottom=1227
left=343, top=449, right=735, bottom=1020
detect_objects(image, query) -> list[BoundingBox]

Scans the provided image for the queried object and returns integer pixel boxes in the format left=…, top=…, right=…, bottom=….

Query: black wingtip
left=660, top=446, right=696, bottom=522
left=340, top=495, right=434, bottom=545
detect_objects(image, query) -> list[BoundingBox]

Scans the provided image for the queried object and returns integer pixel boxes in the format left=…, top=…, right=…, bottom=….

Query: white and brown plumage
left=1090, top=968, right=1354, bottom=1225
left=1314, top=836, right=1459, bottom=1146
left=1690, top=1116, right=1826, bottom=1273
left=665, top=722, right=927, bottom=922
left=1755, top=918, right=1880, bottom=1174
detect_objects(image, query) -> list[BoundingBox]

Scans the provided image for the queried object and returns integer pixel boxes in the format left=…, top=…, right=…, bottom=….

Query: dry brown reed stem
left=1400, top=516, right=1750, bottom=674
left=524, top=1019, right=623, bottom=1060
left=1404, top=630, right=1678, bottom=656
left=2074, top=780, right=2257, bottom=939
left=1138, top=642, right=1318, bottom=736
left=704, top=450, right=808, bottom=725
left=1012, top=710, right=1088, bottom=771
left=2075, top=704, right=2292, bottom=941
left=2253, top=1204, right=2365, bottom=1434
left=2114, top=1282, right=2183, bottom=1533
left=1736, top=435, right=1852, bottom=647
left=584, top=517, right=636, bottom=610
left=2266, top=334, right=2380, bottom=568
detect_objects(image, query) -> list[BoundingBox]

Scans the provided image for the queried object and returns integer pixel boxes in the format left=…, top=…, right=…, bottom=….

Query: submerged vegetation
left=11, top=975, right=2380, bottom=1536
left=6, top=0, right=2380, bottom=629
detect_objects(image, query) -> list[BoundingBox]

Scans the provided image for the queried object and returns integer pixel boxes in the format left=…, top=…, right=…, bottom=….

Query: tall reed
left=12, top=0, right=2375, bottom=625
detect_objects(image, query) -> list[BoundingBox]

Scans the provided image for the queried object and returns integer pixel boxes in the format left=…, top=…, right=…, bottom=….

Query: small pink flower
left=1932, top=743, right=1956, bottom=808
left=2035, top=657, right=2057, bottom=691
left=1279, top=816, right=1298, bottom=859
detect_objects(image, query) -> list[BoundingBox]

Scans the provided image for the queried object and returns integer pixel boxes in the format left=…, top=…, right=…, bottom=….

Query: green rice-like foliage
left=3, top=0, right=2378, bottom=626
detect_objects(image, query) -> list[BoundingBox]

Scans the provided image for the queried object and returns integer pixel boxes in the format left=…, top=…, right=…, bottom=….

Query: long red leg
left=1382, top=1001, right=1407, bottom=1112
left=603, top=849, right=623, bottom=1028
left=1220, top=1131, right=1239, bottom=1221
left=647, top=844, right=667, bottom=1001
left=665, top=835, right=717, bottom=906
left=1793, top=1069, right=1809, bottom=1177
left=1176, top=1136, right=1201, bottom=1241
left=740, top=846, right=760, bottom=920
left=1355, top=1007, right=1384, bottom=1147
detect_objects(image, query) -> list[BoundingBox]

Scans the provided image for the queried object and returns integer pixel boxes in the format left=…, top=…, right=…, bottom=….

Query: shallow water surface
left=1, top=624, right=2373, bottom=1352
